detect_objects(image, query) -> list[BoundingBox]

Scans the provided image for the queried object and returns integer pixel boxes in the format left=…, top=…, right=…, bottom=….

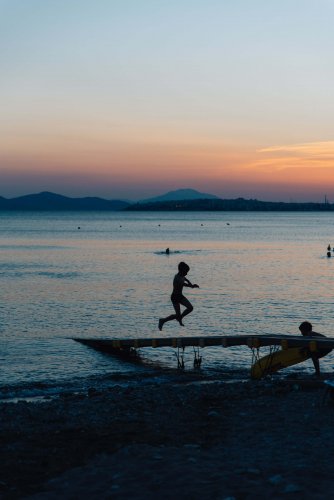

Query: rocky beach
left=1, top=376, right=334, bottom=499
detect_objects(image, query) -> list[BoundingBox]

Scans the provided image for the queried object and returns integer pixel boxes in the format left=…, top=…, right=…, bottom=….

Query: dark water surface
left=1, top=211, right=334, bottom=399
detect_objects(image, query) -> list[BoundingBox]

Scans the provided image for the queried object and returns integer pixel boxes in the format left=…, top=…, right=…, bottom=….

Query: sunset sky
left=1, top=0, right=333, bottom=201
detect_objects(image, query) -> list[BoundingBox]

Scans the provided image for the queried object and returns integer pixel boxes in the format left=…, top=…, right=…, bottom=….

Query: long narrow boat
left=73, top=334, right=334, bottom=351
left=74, top=335, right=334, bottom=376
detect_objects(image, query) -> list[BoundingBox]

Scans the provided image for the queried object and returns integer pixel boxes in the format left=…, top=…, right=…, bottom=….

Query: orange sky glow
left=1, top=1, right=333, bottom=201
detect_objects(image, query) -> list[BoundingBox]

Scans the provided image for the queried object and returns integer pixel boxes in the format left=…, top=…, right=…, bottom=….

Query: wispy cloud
left=253, top=141, right=334, bottom=172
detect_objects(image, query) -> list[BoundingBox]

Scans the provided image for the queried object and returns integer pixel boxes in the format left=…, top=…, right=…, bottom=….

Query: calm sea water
left=1, top=211, right=334, bottom=399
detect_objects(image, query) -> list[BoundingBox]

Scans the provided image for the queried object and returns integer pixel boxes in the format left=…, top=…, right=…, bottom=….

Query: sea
left=1, top=211, right=334, bottom=401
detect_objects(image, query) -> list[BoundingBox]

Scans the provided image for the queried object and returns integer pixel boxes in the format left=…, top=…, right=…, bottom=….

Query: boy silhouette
left=299, top=321, right=332, bottom=376
left=159, top=262, right=199, bottom=331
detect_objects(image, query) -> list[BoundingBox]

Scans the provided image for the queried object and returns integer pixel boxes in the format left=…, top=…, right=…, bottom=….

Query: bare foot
left=158, top=319, right=164, bottom=331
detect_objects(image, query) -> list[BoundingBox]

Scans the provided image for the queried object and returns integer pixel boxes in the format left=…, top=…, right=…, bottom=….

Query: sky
left=1, top=0, right=334, bottom=202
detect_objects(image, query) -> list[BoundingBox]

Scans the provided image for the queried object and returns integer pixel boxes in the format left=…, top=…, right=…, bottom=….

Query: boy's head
left=299, top=321, right=312, bottom=335
left=178, top=261, right=190, bottom=276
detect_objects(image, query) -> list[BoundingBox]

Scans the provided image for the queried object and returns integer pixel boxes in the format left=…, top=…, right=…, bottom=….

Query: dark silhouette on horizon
left=1, top=190, right=333, bottom=212
left=0, top=192, right=129, bottom=211
left=127, top=197, right=334, bottom=212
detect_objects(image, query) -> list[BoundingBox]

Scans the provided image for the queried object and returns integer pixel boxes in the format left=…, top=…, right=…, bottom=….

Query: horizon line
left=1, top=189, right=333, bottom=206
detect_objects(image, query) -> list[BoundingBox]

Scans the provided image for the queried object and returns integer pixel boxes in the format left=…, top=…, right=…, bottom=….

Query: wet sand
left=1, top=377, right=334, bottom=499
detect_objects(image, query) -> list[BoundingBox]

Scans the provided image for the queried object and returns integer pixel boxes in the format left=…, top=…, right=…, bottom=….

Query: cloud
left=254, top=141, right=334, bottom=172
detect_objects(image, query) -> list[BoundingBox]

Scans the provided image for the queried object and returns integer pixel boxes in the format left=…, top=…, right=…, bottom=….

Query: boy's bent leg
left=180, top=297, right=193, bottom=319
left=172, top=302, right=184, bottom=326
left=159, top=314, right=178, bottom=330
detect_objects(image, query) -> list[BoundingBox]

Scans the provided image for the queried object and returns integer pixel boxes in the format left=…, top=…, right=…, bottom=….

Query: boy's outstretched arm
left=184, top=278, right=199, bottom=288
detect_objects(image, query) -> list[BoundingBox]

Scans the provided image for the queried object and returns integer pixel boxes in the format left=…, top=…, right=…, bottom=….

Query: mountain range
left=0, top=191, right=130, bottom=211
left=0, top=189, right=218, bottom=211
left=0, top=189, right=332, bottom=211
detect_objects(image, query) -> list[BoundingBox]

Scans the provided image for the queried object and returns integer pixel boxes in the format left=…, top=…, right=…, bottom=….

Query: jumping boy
left=159, top=262, right=199, bottom=331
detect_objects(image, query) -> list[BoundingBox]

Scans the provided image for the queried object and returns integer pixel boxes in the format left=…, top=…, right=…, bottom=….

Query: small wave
left=0, top=262, right=47, bottom=270
left=0, top=244, right=68, bottom=250
left=0, top=368, right=236, bottom=403
left=0, top=370, right=178, bottom=402
left=0, top=266, right=81, bottom=279
left=37, top=271, right=81, bottom=279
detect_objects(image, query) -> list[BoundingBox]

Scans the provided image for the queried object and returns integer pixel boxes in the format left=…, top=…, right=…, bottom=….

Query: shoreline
left=1, top=377, right=334, bottom=499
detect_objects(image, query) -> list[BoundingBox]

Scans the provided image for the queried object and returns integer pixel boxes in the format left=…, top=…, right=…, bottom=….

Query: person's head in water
left=299, top=321, right=312, bottom=335
left=178, top=261, right=190, bottom=276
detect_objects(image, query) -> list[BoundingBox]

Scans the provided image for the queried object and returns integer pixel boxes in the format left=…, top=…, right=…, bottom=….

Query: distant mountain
left=139, top=188, right=219, bottom=204
left=0, top=192, right=130, bottom=211
left=3, top=190, right=332, bottom=212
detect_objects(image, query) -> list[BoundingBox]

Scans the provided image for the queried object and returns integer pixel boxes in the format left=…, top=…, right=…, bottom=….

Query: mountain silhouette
left=139, top=188, right=219, bottom=204
left=0, top=192, right=130, bottom=211
left=1, top=190, right=332, bottom=212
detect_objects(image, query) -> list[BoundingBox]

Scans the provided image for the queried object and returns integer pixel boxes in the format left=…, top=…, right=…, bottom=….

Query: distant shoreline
left=0, top=191, right=333, bottom=212
left=126, top=198, right=334, bottom=212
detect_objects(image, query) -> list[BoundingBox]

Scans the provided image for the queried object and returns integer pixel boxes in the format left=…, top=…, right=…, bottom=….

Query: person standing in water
left=159, top=262, right=199, bottom=331
left=299, top=321, right=332, bottom=376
